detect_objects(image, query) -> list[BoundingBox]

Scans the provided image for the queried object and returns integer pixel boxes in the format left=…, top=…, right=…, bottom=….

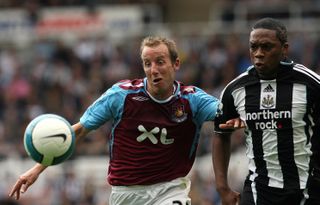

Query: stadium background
left=0, top=0, right=320, bottom=204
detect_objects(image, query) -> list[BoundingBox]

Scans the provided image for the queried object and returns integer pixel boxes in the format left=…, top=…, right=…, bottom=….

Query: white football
left=24, top=114, right=75, bottom=166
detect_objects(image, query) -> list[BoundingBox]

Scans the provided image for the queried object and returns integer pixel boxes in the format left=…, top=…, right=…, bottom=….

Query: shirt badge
left=171, top=104, right=187, bottom=123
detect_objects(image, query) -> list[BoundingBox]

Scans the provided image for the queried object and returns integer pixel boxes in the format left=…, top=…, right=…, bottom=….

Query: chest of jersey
left=116, top=92, right=194, bottom=145
left=108, top=92, right=198, bottom=185
left=233, top=81, right=308, bottom=131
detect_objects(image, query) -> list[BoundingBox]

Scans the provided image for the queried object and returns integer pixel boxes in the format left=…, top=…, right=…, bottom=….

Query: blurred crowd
left=1, top=1, right=320, bottom=204
left=0, top=29, right=320, bottom=204
left=1, top=30, right=320, bottom=159
left=0, top=33, right=251, bottom=160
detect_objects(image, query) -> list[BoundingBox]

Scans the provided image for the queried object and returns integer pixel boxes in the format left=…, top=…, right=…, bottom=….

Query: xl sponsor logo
left=136, top=125, right=174, bottom=145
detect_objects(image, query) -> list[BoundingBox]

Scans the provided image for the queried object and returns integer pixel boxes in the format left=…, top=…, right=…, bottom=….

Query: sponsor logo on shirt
left=246, top=110, right=291, bottom=129
left=136, top=125, right=174, bottom=145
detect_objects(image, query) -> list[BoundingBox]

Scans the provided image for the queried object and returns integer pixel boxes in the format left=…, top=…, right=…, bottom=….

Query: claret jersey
left=80, top=78, right=220, bottom=186
left=215, top=61, right=320, bottom=190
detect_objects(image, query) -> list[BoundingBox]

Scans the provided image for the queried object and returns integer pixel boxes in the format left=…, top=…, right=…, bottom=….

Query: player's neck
left=147, top=84, right=176, bottom=103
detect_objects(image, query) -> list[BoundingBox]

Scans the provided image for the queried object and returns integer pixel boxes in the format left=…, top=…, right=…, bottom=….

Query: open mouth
left=255, top=62, right=263, bottom=67
left=153, top=78, right=162, bottom=83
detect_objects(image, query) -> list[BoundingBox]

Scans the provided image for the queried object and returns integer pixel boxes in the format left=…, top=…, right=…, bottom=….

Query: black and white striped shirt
left=216, top=61, right=320, bottom=190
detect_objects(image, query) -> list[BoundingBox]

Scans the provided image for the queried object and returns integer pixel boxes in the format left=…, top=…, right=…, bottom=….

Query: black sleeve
left=214, top=86, right=240, bottom=133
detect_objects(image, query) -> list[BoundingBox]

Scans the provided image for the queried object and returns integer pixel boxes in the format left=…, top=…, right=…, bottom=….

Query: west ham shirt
left=80, top=78, right=220, bottom=186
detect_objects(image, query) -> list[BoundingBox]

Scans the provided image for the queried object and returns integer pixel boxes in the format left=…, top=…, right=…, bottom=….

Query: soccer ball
left=24, top=114, right=75, bottom=166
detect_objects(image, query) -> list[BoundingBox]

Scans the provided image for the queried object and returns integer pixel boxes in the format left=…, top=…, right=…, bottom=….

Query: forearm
left=72, top=122, right=90, bottom=143
left=32, top=163, right=47, bottom=174
left=212, top=132, right=232, bottom=192
left=27, top=162, right=48, bottom=179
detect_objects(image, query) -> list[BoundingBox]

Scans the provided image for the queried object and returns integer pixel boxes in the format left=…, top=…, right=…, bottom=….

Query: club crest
left=261, top=94, right=274, bottom=108
left=172, top=104, right=187, bottom=123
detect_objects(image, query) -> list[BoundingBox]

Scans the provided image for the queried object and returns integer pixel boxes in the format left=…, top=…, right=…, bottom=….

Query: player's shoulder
left=292, top=63, right=320, bottom=81
left=102, top=79, right=144, bottom=99
left=225, top=70, right=251, bottom=89
left=115, top=79, right=144, bottom=91
left=178, top=82, right=208, bottom=98
left=178, top=82, right=217, bottom=103
left=180, top=84, right=196, bottom=95
left=218, top=69, right=253, bottom=99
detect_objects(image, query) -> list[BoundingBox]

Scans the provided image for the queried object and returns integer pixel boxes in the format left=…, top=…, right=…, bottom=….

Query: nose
left=150, top=63, right=159, bottom=74
left=254, top=48, right=264, bottom=58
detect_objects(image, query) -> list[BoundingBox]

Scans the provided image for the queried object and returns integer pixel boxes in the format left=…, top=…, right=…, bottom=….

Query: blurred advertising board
left=0, top=9, right=33, bottom=45
left=36, top=6, right=144, bottom=39
left=0, top=6, right=144, bottom=45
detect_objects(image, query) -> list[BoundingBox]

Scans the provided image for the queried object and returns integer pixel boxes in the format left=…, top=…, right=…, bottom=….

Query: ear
left=282, top=42, right=289, bottom=57
left=173, top=58, right=180, bottom=71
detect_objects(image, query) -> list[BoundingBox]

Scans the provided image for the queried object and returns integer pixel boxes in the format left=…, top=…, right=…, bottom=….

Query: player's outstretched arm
left=212, top=132, right=240, bottom=205
left=72, top=122, right=90, bottom=143
left=9, top=122, right=89, bottom=200
left=9, top=163, right=47, bottom=200
left=219, top=118, right=245, bottom=130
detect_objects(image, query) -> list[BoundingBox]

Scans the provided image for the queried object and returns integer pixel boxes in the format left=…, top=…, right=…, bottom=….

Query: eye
left=260, top=43, right=273, bottom=51
left=144, top=61, right=151, bottom=67
left=157, top=59, right=165, bottom=65
left=250, top=44, right=258, bottom=51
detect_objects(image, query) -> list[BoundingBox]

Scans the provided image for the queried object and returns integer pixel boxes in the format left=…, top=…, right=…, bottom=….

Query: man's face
left=249, top=28, right=288, bottom=79
left=141, top=43, right=179, bottom=100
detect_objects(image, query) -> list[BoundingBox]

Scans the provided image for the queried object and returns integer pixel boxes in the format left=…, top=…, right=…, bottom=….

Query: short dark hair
left=140, top=36, right=179, bottom=63
left=252, top=18, right=288, bottom=45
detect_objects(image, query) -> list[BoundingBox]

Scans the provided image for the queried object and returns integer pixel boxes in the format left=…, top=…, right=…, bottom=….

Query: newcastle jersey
left=215, top=61, right=320, bottom=189
left=80, top=78, right=220, bottom=186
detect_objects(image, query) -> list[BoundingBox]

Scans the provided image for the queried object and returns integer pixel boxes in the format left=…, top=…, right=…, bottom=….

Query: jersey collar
left=143, top=78, right=180, bottom=103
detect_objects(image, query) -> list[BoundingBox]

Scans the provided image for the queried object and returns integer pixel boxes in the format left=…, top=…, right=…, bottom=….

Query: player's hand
left=219, top=118, right=246, bottom=129
left=219, top=189, right=241, bottom=205
left=9, top=163, right=47, bottom=200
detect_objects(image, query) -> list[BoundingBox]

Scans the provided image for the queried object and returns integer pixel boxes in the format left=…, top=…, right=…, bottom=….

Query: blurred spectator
left=1, top=1, right=320, bottom=204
